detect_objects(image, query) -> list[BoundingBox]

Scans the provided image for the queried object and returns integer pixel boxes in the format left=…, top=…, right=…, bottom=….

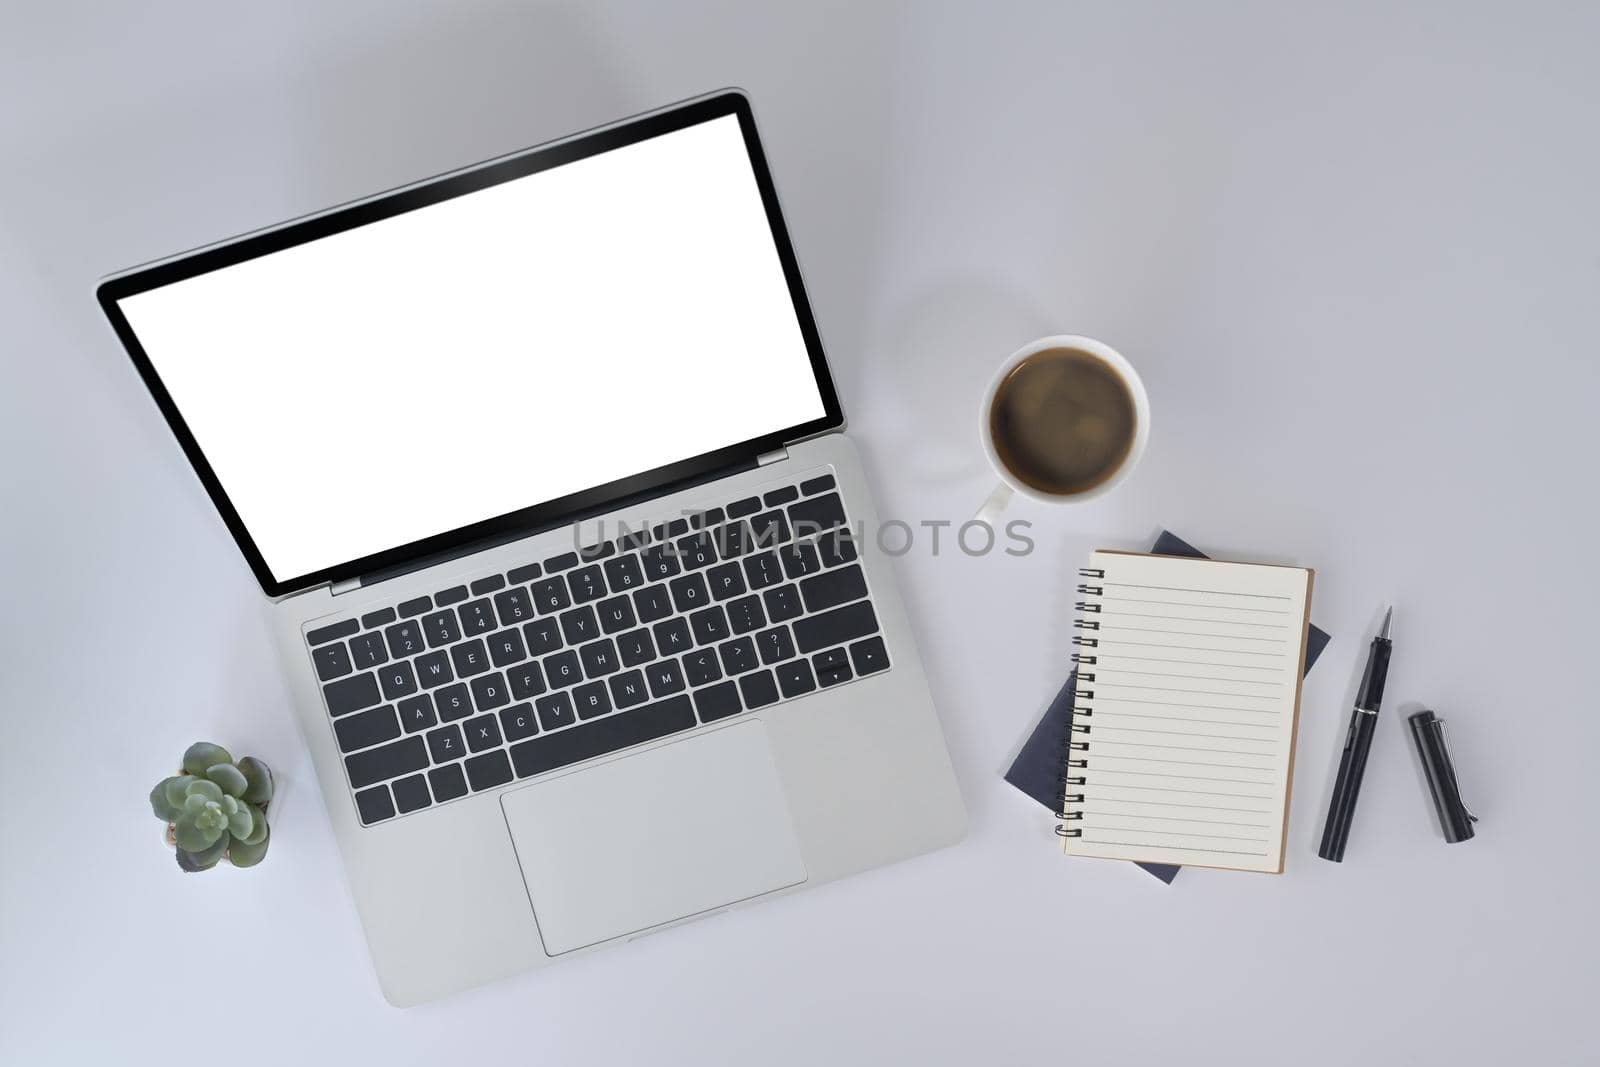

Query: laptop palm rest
left=501, top=721, right=808, bottom=956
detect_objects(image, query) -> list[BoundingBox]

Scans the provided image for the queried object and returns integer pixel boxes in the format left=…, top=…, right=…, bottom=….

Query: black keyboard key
left=435, top=585, right=469, bottom=607
left=684, top=649, right=722, bottom=686
left=507, top=563, right=542, bottom=585
left=713, top=520, right=753, bottom=558
left=428, top=764, right=468, bottom=802
left=675, top=532, right=718, bottom=570
left=793, top=601, right=880, bottom=654
left=788, top=493, right=847, bottom=537
left=508, top=661, right=547, bottom=700
left=450, top=639, right=491, bottom=677
left=532, top=577, right=571, bottom=614
left=466, top=750, right=513, bottom=791
left=748, top=510, right=792, bottom=550
left=458, top=598, right=497, bottom=635
left=619, top=529, right=650, bottom=550
left=349, top=631, right=389, bottom=669
left=559, top=605, right=598, bottom=645
left=578, top=540, right=615, bottom=562
left=392, top=774, right=431, bottom=814
left=764, top=485, right=799, bottom=507
left=346, top=736, right=428, bottom=789
left=543, top=551, right=579, bottom=572
left=399, top=694, right=437, bottom=733
left=603, top=554, right=645, bottom=593
left=426, top=724, right=464, bottom=763
left=398, top=596, right=432, bottom=619
left=579, top=638, right=619, bottom=677
left=633, top=584, right=673, bottom=624
left=813, top=647, right=853, bottom=687
left=780, top=542, right=821, bottom=580
left=763, top=584, right=803, bottom=623
left=816, top=528, right=859, bottom=568
left=308, top=619, right=358, bottom=646
left=669, top=573, right=709, bottom=613
left=755, top=626, right=797, bottom=665
left=313, top=643, right=352, bottom=681
left=510, top=696, right=696, bottom=778
left=738, top=670, right=780, bottom=709
left=361, top=607, right=397, bottom=629
left=544, top=650, right=582, bottom=689
left=653, top=616, right=693, bottom=655
left=335, top=704, right=401, bottom=752
left=574, top=681, right=612, bottom=720
left=646, top=659, right=686, bottom=698
left=415, top=649, right=454, bottom=688
left=523, top=618, right=563, bottom=656
left=617, top=627, right=655, bottom=667
left=694, top=681, right=742, bottom=723
left=597, top=595, right=636, bottom=634
left=378, top=661, right=418, bottom=701
left=609, top=670, right=650, bottom=709
left=800, top=564, right=868, bottom=613
left=422, top=610, right=461, bottom=648
left=500, top=702, right=538, bottom=742
left=640, top=543, right=681, bottom=582
left=800, top=473, right=835, bottom=495
left=471, top=574, right=505, bottom=596
left=689, top=605, right=730, bottom=645
left=776, top=658, right=816, bottom=698
left=728, top=495, right=761, bottom=518
left=718, top=637, right=759, bottom=676
left=495, top=586, right=534, bottom=627
left=470, top=671, right=510, bottom=711
left=658, top=518, right=690, bottom=539
left=489, top=629, right=527, bottom=667
left=464, top=713, right=503, bottom=753
left=726, top=595, right=767, bottom=635
left=535, top=692, right=577, bottom=731
left=567, top=565, right=605, bottom=604
left=384, top=620, right=425, bottom=659
left=435, top=683, right=472, bottom=722
left=850, top=636, right=890, bottom=676
left=742, top=550, right=783, bottom=590
left=355, top=786, right=394, bottom=824
left=707, top=561, right=746, bottom=600
left=690, top=507, right=725, bottom=530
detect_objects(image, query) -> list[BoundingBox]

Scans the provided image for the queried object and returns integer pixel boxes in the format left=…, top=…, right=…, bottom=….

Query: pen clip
left=1430, top=717, right=1478, bottom=823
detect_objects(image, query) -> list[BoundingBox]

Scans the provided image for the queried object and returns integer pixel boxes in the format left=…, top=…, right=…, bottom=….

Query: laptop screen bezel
left=96, top=92, right=844, bottom=599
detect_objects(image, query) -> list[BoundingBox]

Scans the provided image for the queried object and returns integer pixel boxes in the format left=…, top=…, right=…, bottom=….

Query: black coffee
left=988, top=347, right=1137, bottom=496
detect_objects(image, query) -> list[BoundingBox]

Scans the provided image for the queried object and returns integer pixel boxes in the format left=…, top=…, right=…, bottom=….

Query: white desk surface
left=3, top=3, right=1596, bottom=1063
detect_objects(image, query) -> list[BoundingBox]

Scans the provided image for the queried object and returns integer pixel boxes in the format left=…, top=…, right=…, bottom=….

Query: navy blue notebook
left=1003, top=531, right=1331, bottom=883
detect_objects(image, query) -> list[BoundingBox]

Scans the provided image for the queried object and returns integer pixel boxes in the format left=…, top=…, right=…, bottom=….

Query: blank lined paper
left=1061, top=551, right=1313, bottom=873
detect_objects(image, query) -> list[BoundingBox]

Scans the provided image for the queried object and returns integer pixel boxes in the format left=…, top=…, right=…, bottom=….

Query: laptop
left=96, top=90, right=966, bottom=1005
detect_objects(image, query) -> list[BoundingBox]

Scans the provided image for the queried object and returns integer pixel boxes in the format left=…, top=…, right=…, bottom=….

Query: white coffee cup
left=974, top=334, right=1150, bottom=526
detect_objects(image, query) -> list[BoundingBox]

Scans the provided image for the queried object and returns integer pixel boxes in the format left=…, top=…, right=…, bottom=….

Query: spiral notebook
left=1059, top=551, right=1314, bottom=873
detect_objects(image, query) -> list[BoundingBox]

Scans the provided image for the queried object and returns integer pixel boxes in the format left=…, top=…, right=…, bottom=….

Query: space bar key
left=509, top=695, right=697, bottom=778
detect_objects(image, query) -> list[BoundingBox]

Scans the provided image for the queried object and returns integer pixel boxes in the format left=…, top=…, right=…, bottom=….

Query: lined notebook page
left=1061, top=551, right=1313, bottom=873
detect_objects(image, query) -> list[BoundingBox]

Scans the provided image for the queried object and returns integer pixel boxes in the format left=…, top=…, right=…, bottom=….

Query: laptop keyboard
left=303, top=473, right=891, bottom=825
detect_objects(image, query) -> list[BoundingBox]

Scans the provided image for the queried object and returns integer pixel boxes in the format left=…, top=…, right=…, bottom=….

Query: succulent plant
left=149, top=742, right=273, bottom=872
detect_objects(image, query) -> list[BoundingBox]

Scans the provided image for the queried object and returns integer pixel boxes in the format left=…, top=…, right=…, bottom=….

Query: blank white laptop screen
left=113, top=114, right=826, bottom=584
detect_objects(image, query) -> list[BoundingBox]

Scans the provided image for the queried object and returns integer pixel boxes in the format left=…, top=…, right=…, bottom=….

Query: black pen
left=1318, top=606, right=1393, bottom=862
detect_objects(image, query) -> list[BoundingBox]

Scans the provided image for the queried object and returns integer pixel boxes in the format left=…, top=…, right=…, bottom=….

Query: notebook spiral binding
left=1056, top=568, right=1103, bottom=839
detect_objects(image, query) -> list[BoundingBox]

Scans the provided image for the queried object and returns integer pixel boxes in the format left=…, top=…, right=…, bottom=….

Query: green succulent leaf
left=227, top=806, right=254, bottom=839
left=238, top=757, right=273, bottom=805
left=195, top=802, right=230, bottom=835
left=206, top=762, right=248, bottom=797
left=165, top=777, right=192, bottom=809
left=185, top=778, right=224, bottom=803
left=240, top=804, right=269, bottom=846
left=150, top=778, right=186, bottom=821
left=228, top=822, right=269, bottom=868
left=182, top=742, right=233, bottom=777
left=183, top=792, right=209, bottom=816
left=219, top=794, right=239, bottom=816
left=174, top=811, right=223, bottom=852
left=176, top=833, right=230, bottom=872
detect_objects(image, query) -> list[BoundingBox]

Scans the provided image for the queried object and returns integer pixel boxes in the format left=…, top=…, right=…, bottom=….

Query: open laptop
left=97, top=90, right=966, bottom=1005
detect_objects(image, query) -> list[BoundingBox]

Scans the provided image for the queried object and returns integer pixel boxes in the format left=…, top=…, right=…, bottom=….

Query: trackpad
left=501, top=721, right=807, bottom=956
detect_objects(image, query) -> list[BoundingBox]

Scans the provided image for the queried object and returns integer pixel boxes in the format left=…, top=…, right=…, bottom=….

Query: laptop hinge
left=330, top=576, right=363, bottom=596
left=756, top=445, right=789, bottom=466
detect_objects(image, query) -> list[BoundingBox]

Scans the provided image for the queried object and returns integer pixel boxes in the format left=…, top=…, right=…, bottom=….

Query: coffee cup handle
left=972, top=483, right=1014, bottom=529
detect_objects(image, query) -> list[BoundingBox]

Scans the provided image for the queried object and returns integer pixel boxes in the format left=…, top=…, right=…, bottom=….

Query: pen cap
left=1407, top=710, right=1476, bottom=843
